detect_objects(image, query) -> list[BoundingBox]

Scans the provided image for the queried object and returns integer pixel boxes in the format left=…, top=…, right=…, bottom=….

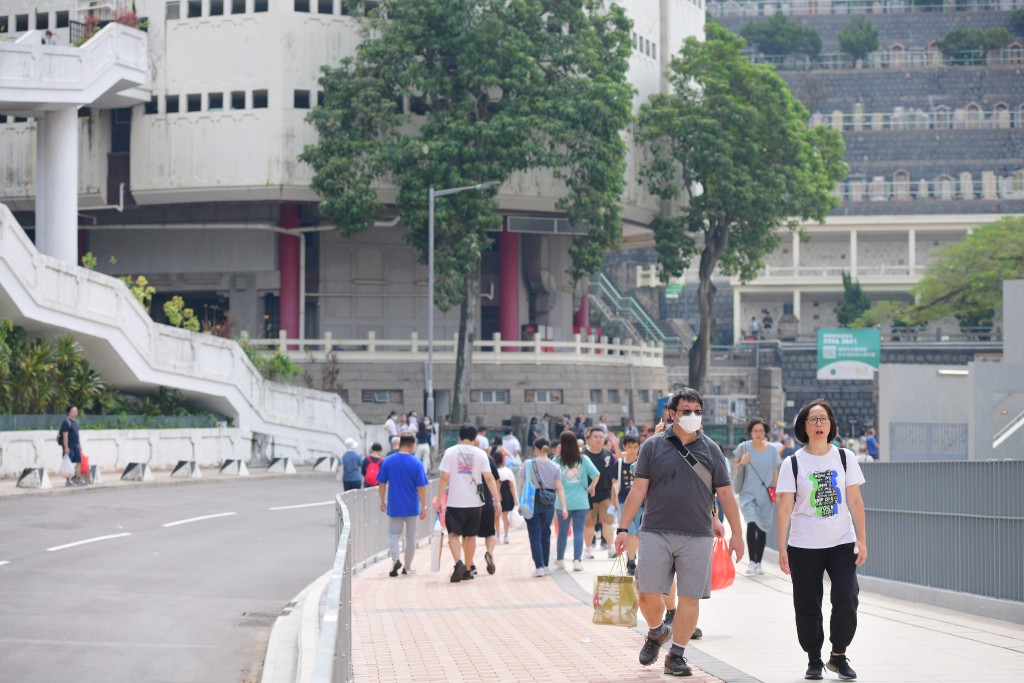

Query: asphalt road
left=0, top=476, right=342, bottom=683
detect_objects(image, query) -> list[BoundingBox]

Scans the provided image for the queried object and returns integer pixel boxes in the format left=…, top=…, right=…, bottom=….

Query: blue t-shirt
left=60, top=417, right=80, bottom=452
left=340, top=450, right=363, bottom=483
left=377, top=451, right=429, bottom=517
left=866, top=436, right=879, bottom=458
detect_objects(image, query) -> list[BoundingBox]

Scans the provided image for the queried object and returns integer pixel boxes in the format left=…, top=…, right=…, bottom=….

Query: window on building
left=0, top=19, right=7, bottom=35
left=525, top=390, right=563, bottom=404
left=254, top=0, right=268, bottom=11
left=16, top=14, right=28, bottom=31
left=188, top=0, right=202, bottom=18
left=362, top=389, right=403, bottom=404
left=293, top=90, right=311, bottom=108
left=167, top=2, right=181, bottom=20
left=166, top=95, right=180, bottom=113
left=317, top=90, right=325, bottom=106
left=187, top=93, right=202, bottom=112
left=56, top=11, right=69, bottom=28
left=210, top=0, right=224, bottom=15
left=253, top=89, right=268, bottom=108
left=0, top=115, right=7, bottom=123
left=232, top=0, right=246, bottom=13
left=652, top=43, right=657, bottom=60
left=470, top=389, right=509, bottom=404
left=36, top=12, right=49, bottom=30
left=145, top=96, right=159, bottom=115
left=590, top=389, right=602, bottom=403
left=14, top=116, right=28, bottom=123
left=231, top=91, right=246, bottom=109
left=319, top=0, right=333, bottom=12
left=638, top=389, right=650, bottom=404
left=209, top=92, right=224, bottom=111
left=295, top=0, right=310, bottom=11
left=410, top=96, right=427, bottom=116
left=608, top=389, right=620, bottom=404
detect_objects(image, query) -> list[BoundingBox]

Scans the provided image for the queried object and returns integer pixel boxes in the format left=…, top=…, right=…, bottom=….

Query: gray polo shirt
left=634, top=430, right=730, bottom=537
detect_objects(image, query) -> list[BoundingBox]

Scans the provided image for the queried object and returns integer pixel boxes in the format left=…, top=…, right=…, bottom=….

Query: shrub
left=838, top=16, right=879, bottom=64
left=741, top=14, right=822, bottom=60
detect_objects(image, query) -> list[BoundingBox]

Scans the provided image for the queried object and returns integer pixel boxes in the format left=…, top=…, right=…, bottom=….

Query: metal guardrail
left=589, top=273, right=681, bottom=347
left=768, top=461, right=1024, bottom=603
left=314, top=479, right=442, bottom=683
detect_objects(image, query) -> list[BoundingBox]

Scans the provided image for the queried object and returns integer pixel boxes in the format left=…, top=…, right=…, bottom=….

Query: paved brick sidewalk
left=350, top=532, right=725, bottom=683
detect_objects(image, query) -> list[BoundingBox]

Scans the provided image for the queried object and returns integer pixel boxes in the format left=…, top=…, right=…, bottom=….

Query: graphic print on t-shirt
left=457, top=450, right=475, bottom=477
left=809, top=469, right=842, bottom=517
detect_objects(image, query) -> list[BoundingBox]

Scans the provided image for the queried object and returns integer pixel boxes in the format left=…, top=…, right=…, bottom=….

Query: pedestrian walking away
left=553, top=431, right=599, bottom=572
left=493, top=448, right=518, bottom=544
left=377, top=435, right=429, bottom=576
left=361, top=442, right=384, bottom=487
left=732, top=417, right=781, bottom=576
left=435, top=425, right=501, bottom=583
left=614, top=388, right=744, bottom=677
left=415, top=417, right=435, bottom=473
left=474, top=447, right=504, bottom=576
left=777, top=398, right=867, bottom=681
left=60, top=405, right=87, bottom=486
left=518, top=438, right=568, bottom=577
left=338, top=437, right=364, bottom=491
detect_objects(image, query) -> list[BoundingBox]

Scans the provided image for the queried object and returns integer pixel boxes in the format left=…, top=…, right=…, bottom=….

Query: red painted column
left=574, top=291, right=589, bottom=330
left=278, top=203, right=301, bottom=343
left=498, top=221, right=519, bottom=351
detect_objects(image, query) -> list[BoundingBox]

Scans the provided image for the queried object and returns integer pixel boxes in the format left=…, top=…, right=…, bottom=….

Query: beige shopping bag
left=592, top=555, right=638, bottom=627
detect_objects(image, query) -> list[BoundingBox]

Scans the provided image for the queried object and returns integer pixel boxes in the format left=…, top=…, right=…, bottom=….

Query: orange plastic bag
left=710, top=538, right=735, bottom=591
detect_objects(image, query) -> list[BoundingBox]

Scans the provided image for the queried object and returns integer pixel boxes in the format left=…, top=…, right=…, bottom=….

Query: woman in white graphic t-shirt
left=776, top=399, right=867, bottom=682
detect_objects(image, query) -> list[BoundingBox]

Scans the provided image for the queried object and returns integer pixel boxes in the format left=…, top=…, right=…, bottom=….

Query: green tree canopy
left=741, top=14, right=823, bottom=60
left=300, top=0, right=635, bottom=419
left=838, top=16, right=879, bottom=64
left=636, top=22, right=847, bottom=390
left=936, top=27, right=1013, bottom=65
left=837, top=271, right=871, bottom=326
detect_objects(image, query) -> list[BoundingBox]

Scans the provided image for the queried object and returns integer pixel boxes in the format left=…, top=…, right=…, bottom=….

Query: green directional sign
left=665, top=283, right=683, bottom=299
left=817, top=328, right=880, bottom=380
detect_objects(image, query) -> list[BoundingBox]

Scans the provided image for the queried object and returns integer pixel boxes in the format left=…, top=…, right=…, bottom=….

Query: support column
left=278, top=203, right=301, bottom=343
left=733, top=289, right=742, bottom=344
left=792, top=232, right=800, bottom=272
left=908, top=229, right=917, bottom=275
left=34, top=116, right=48, bottom=255
left=42, top=108, right=78, bottom=264
left=497, top=222, right=519, bottom=351
left=849, top=229, right=858, bottom=277
left=792, top=290, right=802, bottom=338
left=573, top=291, right=589, bottom=330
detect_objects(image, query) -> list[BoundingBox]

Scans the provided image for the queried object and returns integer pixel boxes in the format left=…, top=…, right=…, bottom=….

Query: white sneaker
left=745, top=562, right=758, bottom=576
left=573, top=559, right=584, bottom=572
left=754, top=562, right=765, bottom=575
left=543, top=566, right=552, bottom=576
left=607, top=549, right=618, bottom=559
left=533, top=568, right=545, bottom=577
left=584, top=546, right=595, bottom=559
left=555, top=559, right=565, bottom=569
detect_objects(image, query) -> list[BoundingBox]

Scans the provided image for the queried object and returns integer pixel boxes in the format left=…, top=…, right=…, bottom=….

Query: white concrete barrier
left=16, top=468, right=53, bottom=489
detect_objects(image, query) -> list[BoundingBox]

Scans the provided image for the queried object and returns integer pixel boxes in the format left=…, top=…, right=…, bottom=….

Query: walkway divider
left=219, top=460, right=250, bottom=476
left=120, top=462, right=153, bottom=481
left=267, top=457, right=296, bottom=474
left=88, top=464, right=103, bottom=485
left=16, top=467, right=53, bottom=489
left=170, top=460, right=202, bottom=478
left=312, top=456, right=337, bottom=473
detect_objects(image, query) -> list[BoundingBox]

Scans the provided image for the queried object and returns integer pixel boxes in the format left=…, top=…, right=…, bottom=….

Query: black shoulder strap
left=666, top=435, right=714, bottom=494
left=839, top=448, right=848, bottom=472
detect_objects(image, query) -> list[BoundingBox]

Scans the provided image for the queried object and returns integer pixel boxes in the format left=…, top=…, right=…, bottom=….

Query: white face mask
left=676, top=413, right=703, bottom=433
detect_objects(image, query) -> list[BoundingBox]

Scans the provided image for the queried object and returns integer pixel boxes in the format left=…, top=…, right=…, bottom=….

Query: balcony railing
left=242, top=330, right=665, bottom=368
left=756, top=264, right=928, bottom=278
left=746, top=47, right=1024, bottom=71
left=710, top=0, right=1024, bottom=18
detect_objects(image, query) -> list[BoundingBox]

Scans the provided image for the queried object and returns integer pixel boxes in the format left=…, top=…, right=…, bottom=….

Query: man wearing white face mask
left=615, top=387, right=745, bottom=677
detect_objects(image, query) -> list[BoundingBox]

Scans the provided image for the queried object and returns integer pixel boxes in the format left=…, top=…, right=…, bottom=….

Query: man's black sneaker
left=826, top=655, right=857, bottom=680
left=484, top=551, right=496, bottom=575
left=638, top=626, right=671, bottom=666
left=461, top=570, right=474, bottom=580
left=389, top=560, right=402, bottom=577
left=805, top=659, right=825, bottom=680
left=691, top=626, right=702, bottom=640
left=468, top=564, right=478, bottom=576
left=450, top=560, right=465, bottom=583
left=663, top=653, right=692, bottom=677
left=626, top=559, right=636, bottom=576
left=664, top=609, right=676, bottom=626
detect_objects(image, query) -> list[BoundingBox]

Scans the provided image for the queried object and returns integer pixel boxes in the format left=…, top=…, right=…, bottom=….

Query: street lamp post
left=426, top=182, right=496, bottom=423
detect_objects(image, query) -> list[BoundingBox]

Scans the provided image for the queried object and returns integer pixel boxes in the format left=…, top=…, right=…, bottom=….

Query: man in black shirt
left=583, top=426, right=617, bottom=560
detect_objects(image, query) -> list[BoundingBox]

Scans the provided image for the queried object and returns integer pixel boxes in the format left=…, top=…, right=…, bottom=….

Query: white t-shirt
left=439, top=443, right=489, bottom=508
left=497, top=466, right=515, bottom=484
left=776, top=446, right=865, bottom=549
left=385, top=418, right=398, bottom=437
left=476, top=435, right=490, bottom=450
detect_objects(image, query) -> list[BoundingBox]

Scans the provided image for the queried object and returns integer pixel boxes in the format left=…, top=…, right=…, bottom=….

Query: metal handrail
left=589, top=273, right=681, bottom=346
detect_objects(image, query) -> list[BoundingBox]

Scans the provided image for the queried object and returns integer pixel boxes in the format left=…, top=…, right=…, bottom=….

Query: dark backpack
left=364, top=457, right=382, bottom=486
left=57, top=429, right=63, bottom=445
left=790, top=448, right=849, bottom=491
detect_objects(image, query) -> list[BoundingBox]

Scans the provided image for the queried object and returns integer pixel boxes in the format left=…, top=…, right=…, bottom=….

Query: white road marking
left=268, top=501, right=334, bottom=511
left=0, top=561, right=9, bottom=567
left=162, top=511, right=237, bottom=528
left=46, top=533, right=132, bottom=552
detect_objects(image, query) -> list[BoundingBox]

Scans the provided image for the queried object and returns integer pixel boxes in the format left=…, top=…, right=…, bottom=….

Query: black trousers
left=747, top=522, right=767, bottom=563
left=787, top=543, right=859, bottom=659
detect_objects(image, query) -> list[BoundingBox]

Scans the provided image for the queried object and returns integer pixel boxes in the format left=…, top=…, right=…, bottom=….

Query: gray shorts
left=636, top=531, right=714, bottom=599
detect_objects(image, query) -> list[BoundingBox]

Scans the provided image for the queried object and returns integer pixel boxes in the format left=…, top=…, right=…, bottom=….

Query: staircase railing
left=589, top=273, right=681, bottom=348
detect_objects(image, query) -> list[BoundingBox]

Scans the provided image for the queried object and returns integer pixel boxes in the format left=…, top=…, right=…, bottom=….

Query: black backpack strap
left=792, top=449, right=848, bottom=493
left=839, top=448, right=848, bottom=472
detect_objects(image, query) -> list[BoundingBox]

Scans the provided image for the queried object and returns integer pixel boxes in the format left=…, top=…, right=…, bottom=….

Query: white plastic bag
left=508, top=507, right=525, bottom=530
left=59, top=455, right=74, bottom=479
left=429, top=516, right=446, bottom=572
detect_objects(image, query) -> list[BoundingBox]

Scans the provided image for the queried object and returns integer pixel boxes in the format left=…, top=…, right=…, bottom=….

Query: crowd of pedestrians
left=340, top=390, right=868, bottom=680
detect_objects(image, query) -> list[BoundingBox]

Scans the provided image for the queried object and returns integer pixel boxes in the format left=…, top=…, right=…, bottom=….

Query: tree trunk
left=688, top=231, right=725, bottom=393
left=451, top=274, right=478, bottom=425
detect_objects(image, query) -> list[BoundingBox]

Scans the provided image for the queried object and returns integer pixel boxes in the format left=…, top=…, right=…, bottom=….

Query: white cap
left=344, top=437, right=358, bottom=450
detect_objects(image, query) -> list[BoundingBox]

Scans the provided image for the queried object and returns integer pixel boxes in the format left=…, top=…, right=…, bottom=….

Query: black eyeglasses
left=807, top=416, right=830, bottom=425
left=672, top=409, right=703, bottom=416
